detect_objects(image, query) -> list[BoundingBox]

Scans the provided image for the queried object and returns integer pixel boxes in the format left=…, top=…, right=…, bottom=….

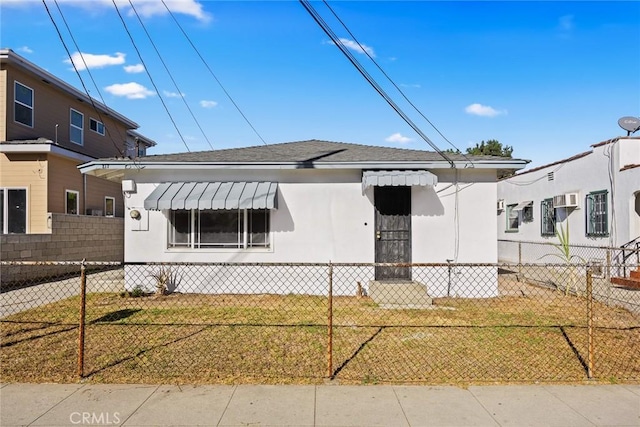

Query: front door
left=374, top=186, right=411, bottom=280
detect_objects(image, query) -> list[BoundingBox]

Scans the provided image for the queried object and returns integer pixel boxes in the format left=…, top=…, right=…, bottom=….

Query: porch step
left=611, top=268, right=640, bottom=290
left=369, top=280, right=432, bottom=309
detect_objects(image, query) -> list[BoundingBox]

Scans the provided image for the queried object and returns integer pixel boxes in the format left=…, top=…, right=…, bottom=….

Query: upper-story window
left=70, top=109, right=84, bottom=145
left=90, top=118, right=105, bottom=136
left=14, top=81, right=34, bottom=127
left=137, top=145, right=146, bottom=157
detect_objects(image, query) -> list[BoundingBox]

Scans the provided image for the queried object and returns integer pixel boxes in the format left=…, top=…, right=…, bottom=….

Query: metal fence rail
left=1, top=260, right=638, bottom=384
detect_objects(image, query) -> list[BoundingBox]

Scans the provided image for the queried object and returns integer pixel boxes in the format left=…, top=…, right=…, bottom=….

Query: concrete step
left=611, top=276, right=640, bottom=290
left=369, top=280, right=432, bottom=309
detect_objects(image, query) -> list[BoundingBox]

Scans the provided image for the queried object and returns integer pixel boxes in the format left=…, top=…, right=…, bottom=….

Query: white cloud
left=329, top=38, right=376, bottom=57
left=124, top=63, right=145, bottom=73
left=105, top=82, right=155, bottom=99
left=164, top=90, right=184, bottom=98
left=385, top=133, right=413, bottom=144
left=558, top=14, right=574, bottom=32
left=65, top=52, right=125, bottom=71
left=464, top=103, right=506, bottom=118
left=400, top=83, right=421, bottom=89
left=17, top=46, right=33, bottom=54
left=200, top=100, right=218, bottom=108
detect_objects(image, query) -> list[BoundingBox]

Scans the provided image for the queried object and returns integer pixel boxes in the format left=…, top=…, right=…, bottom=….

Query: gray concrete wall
left=1, top=213, right=123, bottom=284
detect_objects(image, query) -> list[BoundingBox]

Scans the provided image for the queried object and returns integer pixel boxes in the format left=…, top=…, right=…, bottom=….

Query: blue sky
left=1, top=0, right=639, bottom=169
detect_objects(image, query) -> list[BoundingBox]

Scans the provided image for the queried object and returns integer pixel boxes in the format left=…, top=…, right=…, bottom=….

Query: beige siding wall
left=47, top=154, right=84, bottom=215
left=3, top=64, right=130, bottom=158
left=0, top=153, right=49, bottom=233
left=0, top=67, right=7, bottom=141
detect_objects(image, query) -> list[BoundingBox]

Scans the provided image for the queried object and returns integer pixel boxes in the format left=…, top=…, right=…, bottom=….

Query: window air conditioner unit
left=497, top=199, right=505, bottom=210
left=553, top=192, right=579, bottom=208
left=86, top=209, right=103, bottom=216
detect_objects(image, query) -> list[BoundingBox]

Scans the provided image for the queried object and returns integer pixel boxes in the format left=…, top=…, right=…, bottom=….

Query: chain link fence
left=2, top=260, right=638, bottom=384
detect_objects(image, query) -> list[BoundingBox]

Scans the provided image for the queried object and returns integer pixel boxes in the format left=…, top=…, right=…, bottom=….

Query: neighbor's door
left=374, top=186, right=411, bottom=280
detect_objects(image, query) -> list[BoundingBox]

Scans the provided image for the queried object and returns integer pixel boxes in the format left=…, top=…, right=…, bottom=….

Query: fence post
left=327, top=262, right=333, bottom=379
left=586, top=269, right=594, bottom=379
left=518, top=241, right=522, bottom=276
left=78, top=259, right=87, bottom=378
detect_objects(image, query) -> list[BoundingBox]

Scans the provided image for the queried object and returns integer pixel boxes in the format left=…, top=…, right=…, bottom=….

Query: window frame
left=586, top=190, right=609, bottom=237
left=1, top=187, right=28, bottom=234
left=65, top=190, right=79, bottom=215
left=89, top=117, right=105, bottom=136
left=105, top=196, right=115, bottom=217
left=14, top=81, right=34, bottom=128
left=541, top=198, right=556, bottom=236
left=505, top=204, right=519, bottom=232
left=70, top=108, right=84, bottom=145
left=168, top=209, right=271, bottom=250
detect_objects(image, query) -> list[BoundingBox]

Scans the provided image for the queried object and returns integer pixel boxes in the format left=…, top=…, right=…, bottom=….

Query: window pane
left=199, top=210, right=241, bottom=247
left=70, top=126, right=83, bottom=144
left=8, top=189, right=27, bottom=233
left=66, top=192, right=78, bottom=215
left=249, top=209, right=269, bottom=247
left=0, top=189, right=4, bottom=233
left=71, top=110, right=83, bottom=127
left=15, top=103, right=33, bottom=127
left=170, top=210, right=191, bottom=246
left=507, top=205, right=518, bottom=231
left=15, top=82, right=33, bottom=107
left=105, top=198, right=114, bottom=216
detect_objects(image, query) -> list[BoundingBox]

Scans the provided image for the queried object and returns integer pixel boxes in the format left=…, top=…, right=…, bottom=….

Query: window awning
left=362, top=170, right=438, bottom=192
left=512, top=200, right=533, bottom=211
left=144, top=182, right=278, bottom=211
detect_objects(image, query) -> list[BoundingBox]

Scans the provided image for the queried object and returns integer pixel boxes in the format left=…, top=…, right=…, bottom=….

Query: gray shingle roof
left=130, top=139, right=510, bottom=163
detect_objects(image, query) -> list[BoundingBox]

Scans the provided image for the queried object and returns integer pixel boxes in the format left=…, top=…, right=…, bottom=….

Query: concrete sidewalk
left=1, top=383, right=638, bottom=426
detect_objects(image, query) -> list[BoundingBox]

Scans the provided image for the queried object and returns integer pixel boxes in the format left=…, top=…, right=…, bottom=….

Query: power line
left=321, top=0, right=473, bottom=166
left=111, top=0, right=192, bottom=153
left=161, top=0, right=269, bottom=146
left=42, top=0, right=126, bottom=157
left=299, top=0, right=455, bottom=168
left=127, top=0, right=214, bottom=151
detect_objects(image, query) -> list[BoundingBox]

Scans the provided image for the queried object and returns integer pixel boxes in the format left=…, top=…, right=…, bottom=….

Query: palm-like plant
left=543, top=223, right=585, bottom=295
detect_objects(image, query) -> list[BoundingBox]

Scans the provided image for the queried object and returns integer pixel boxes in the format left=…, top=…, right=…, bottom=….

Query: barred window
left=168, top=209, right=270, bottom=249
left=541, top=199, right=555, bottom=236
left=586, top=191, right=608, bottom=237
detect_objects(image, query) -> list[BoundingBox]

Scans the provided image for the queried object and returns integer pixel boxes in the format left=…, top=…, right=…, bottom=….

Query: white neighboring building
left=497, top=136, right=640, bottom=263
left=80, top=139, right=527, bottom=297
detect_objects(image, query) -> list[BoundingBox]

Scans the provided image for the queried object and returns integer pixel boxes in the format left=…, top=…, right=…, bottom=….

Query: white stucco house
left=497, top=136, right=640, bottom=267
left=80, top=139, right=528, bottom=297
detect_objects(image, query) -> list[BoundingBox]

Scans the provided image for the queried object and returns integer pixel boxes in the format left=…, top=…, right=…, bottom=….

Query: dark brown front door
left=374, top=186, right=411, bottom=280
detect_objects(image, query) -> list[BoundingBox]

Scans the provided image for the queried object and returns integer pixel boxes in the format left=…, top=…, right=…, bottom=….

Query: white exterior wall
left=121, top=167, right=499, bottom=297
left=497, top=138, right=640, bottom=263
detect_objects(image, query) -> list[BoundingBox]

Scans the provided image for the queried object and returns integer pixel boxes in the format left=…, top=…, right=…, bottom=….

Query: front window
left=506, top=204, right=519, bottom=232
left=1, top=188, right=27, bottom=234
left=586, top=191, right=608, bottom=237
left=14, top=81, right=33, bottom=127
left=541, top=199, right=555, bottom=236
left=66, top=190, right=79, bottom=215
left=90, top=118, right=105, bottom=135
left=168, top=209, right=270, bottom=249
left=105, top=197, right=115, bottom=217
left=70, top=109, right=84, bottom=145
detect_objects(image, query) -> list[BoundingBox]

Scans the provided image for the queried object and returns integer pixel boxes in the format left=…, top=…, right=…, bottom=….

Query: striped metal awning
left=362, top=170, right=438, bottom=192
left=144, top=182, right=278, bottom=211
left=512, top=200, right=533, bottom=211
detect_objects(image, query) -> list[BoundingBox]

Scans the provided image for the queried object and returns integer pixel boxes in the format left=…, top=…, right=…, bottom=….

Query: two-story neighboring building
left=0, top=48, right=155, bottom=234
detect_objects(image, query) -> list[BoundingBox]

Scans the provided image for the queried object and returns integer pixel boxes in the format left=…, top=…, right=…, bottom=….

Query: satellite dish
left=618, top=116, right=640, bottom=135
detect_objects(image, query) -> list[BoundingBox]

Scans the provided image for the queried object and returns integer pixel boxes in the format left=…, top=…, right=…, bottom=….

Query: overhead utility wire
left=161, top=0, right=269, bottom=146
left=43, top=0, right=125, bottom=157
left=321, top=0, right=474, bottom=167
left=299, top=0, right=455, bottom=168
left=111, top=0, right=191, bottom=153
left=128, top=0, right=214, bottom=150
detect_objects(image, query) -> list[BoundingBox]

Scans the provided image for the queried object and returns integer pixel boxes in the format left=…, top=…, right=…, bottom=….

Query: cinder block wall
left=1, top=214, right=123, bottom=284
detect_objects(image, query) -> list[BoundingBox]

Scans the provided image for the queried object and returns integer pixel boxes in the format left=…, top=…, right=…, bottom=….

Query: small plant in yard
left=129, top=286, right=145, bottom=298
left=540, top=223, right=585, bottom=296
left=148, top=265, right=176, bottom=296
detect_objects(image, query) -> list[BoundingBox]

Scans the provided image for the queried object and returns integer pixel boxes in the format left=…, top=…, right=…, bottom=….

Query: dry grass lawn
left=2, top=278, right=639, bottom=385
